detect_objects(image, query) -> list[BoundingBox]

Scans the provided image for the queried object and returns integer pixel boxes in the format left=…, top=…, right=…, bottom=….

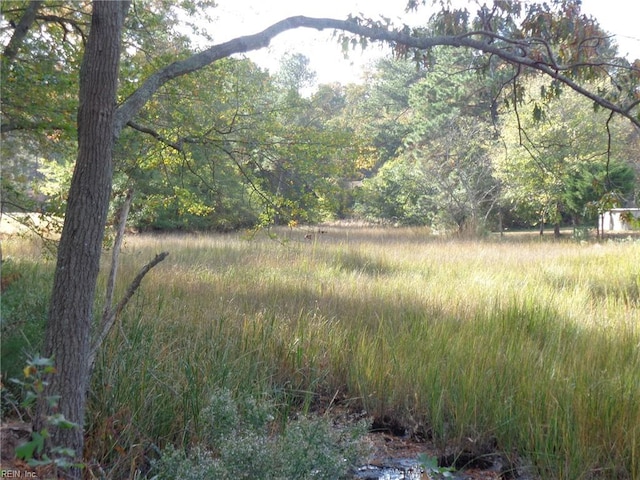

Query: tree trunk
left=38, top=1, right=128, bottom=472
left=539, top=215, right=545, bottom=236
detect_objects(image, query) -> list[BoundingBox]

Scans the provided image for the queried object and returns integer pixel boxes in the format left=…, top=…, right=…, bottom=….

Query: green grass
left=2, top=228, right=639, bottom=478
left=1, top=238, right=53, bottom=383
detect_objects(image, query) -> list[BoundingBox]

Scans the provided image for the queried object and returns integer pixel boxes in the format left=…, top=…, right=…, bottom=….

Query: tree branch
left=114, top=16, right=640, bottom=137
left=102, top=189, right=133, bottom=321
left=89, top=247, right=169, bottom=371
left=35, top=13, right=88, bottom=44
left=127, top=120, right=184, bottom=151
left=88, top=190, right=169, bottom=371
left=3, top=0, right=43, bottom=63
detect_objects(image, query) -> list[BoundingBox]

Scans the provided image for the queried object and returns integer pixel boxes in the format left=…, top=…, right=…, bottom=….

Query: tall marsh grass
left=2, top=228, right=639, bottom=478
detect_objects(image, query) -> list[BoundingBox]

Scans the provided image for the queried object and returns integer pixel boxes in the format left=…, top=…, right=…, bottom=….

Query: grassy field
left=2, top=226, right=639, bottom=478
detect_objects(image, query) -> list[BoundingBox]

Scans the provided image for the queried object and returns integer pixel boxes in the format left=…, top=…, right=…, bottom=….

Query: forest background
left=2, top=1, right=639, bottom=236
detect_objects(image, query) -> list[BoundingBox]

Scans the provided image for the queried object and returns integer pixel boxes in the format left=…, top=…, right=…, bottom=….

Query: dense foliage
left=2, top=1, right=638, bottom=234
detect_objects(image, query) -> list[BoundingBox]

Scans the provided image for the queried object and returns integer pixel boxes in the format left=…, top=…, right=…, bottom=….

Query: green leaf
left=51, top=446, right=76, bottom=457
left=417, top=453, right=439, bottom=470
left=21, top=390, right=38, bottom=409
left=48, top=413, right=80, bottom=429
left=27, top=456, right=53, bottom=467
left=46, top=394, right=61, bottom=408
left=15, top=441, right=39, bottom=461
left=30, top=356, right=55, bottom=368
left=53, top=458, right=85, bottom=469
left=15, top=431, right=46, bottom=460
left=532, top=103, right=544, bottom=122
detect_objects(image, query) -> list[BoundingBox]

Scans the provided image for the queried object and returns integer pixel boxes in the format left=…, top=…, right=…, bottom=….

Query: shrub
left=149, top=388, right=369, bottom=480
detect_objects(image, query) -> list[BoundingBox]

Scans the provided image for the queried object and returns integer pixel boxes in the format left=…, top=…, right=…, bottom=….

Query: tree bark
left=38, top=1, right=129, bottom=473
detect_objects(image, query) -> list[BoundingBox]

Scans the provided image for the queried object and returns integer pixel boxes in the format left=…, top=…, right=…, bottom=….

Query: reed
left=2, top=228, right=638, bottom=478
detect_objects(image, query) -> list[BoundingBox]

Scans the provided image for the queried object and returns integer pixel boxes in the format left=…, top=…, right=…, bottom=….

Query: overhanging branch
left=115, top=15, right=640, bottom=137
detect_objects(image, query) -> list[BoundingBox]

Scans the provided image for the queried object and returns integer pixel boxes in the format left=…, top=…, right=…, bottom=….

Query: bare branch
left=89, top=251, right=169, bottom=370
left=102, top=189, right=133, bottom=320
left=3, top=0, right=43, bottom=63
left=35, top=13, right=88, bottom=44
left=604, top=110, right=615, bottom=189
left=90, top=191, right=167, bottom=370
left=127, top=120, right=184, bottom=151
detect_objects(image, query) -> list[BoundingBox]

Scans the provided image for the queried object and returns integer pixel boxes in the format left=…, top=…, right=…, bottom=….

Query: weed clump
left=149, top=388, right=369, bottom=480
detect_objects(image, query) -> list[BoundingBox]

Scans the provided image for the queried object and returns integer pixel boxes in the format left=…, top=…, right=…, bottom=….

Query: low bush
left=149, top=388, right=369, bottom=480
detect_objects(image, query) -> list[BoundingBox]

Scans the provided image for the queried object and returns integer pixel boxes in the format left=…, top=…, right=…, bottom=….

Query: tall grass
left=2, top=228, right=639, bottom=478
left=1, top=236, right=53, bottom=380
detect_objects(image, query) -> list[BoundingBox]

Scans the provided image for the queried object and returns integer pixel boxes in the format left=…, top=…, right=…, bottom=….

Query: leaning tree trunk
left=37, top=1, right=128, bottom=472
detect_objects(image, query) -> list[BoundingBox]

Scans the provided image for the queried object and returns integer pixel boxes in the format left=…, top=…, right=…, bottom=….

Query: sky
left=204, top=0, right=640, bottom=86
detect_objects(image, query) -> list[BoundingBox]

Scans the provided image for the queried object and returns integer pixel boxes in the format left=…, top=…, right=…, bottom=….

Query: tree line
left=3, top=15, right=638, bottom=236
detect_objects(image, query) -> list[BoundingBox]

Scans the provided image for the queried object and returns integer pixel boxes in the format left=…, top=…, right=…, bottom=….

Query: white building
left=599, top=208, right=640, bottom=232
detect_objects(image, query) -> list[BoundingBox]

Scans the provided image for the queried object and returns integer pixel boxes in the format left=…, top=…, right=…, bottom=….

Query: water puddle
left=354, top=458, right=425, bottom=480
